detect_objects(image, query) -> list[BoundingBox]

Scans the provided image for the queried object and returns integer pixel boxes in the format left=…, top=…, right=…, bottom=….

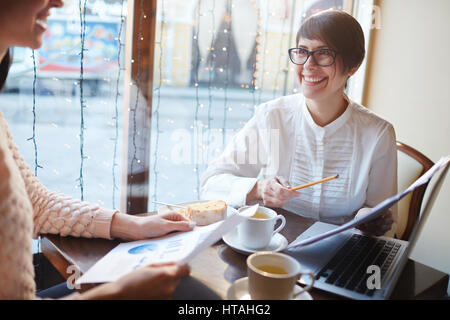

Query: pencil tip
left=336, top=174, right=339, bottom=178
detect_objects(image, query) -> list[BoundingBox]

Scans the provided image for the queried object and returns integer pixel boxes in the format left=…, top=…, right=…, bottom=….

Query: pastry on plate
left=186, top=200, right=227, bottom=226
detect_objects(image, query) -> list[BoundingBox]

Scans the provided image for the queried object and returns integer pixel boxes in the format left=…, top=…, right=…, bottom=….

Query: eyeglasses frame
left=288, top=47, right=338, bottom=67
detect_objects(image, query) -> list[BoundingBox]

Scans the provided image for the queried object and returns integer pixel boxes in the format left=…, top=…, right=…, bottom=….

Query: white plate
left=227, top=277, right=313, bottom=300
left=156, top=200, right=238, bottom=224
left=157, top=200, right=234, bottom=214
left=156, top=200, right=207, bottom=215
left=222, top=227, right=288, bottom=255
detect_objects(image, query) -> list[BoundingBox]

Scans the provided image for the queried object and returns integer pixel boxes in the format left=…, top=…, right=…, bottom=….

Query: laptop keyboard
left=317, top=234, right=402, bottom=297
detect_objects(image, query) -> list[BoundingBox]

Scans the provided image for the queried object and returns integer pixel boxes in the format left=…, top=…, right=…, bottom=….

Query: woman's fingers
left=258, top=177, right=300, bottom=208
left=262, top=196, right=284, bottom=207
left=259, top=177, right=301, bottom=207
left=269, top=178, right=299, bottom=198
left=159, top=212, right=194, bottom=232
left=160, top=211, right=190, bottom=222
left=279, top=187, right=300, bottom=199
left=176, top=263, right=191, bottom=278
left=166, top=219, right=195, bottom=232
left=113, top=262, right=190, bottom=299
left=275, top=176, right=291, bottom=188
left=358, top=210, right=394, bottom=236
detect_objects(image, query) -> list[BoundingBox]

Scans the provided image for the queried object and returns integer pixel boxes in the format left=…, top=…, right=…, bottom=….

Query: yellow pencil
left=290, top=174, right=339, bottom=191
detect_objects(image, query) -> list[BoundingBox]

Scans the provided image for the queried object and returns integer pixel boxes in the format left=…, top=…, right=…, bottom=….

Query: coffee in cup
left=256, top=265, right=288, bottom=274
left=247, top=252, right=315, bottom=300
left=250, top=211, right=270, bottom=220
left=237, top=206, right=286, bottom=249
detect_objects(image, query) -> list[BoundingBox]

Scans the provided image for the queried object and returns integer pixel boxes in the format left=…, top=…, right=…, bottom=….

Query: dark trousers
left=34, top=252, right=75, bottom=298
left=36, top=282, right=75, bottom=299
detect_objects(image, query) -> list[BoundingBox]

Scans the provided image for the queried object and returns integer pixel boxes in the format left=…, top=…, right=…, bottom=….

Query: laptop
left=287, top=159, right=450, bottom=300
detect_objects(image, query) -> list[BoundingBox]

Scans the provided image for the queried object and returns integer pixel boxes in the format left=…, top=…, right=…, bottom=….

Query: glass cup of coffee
left=237, top=206, right=286, bottom=249
left=247, top=252, right=315, bottom=300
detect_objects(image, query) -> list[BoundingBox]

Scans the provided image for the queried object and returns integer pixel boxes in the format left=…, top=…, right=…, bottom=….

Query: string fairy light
left=193, top=1, right=202, bottom=198
left=206, top=0, right=216, bottom=165
left=29, top=49, right=44, bottom=288
left=28, top=50, right=43, bottom=176
left=78, top=0, right=88, bottom=201
left=250, top=0, right=262, bottom=115
left=111, top=0, right=126, bottom=210
left=222, top=0, right=232, bottom=148
left=151, top=0, right=166, bottom=210
left=283, top=0, right=298, bottom=96
left=272, top=3, right=289, bottom=99
left=257, top=2, right=271, bottom=106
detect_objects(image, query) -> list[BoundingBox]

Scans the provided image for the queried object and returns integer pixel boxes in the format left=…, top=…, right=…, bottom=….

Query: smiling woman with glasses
left=201, top=10, right=398, bottom=239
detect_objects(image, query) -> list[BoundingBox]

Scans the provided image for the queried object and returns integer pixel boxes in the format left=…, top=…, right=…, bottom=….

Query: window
left=0, top=1, right=127, bottom=252
left=0, top=0, right=376, bottom=227
left=140, top=0, right=375, bottom=212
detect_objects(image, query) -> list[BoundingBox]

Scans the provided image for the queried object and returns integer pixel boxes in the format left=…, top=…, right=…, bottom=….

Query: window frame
left=122, top=0, right=157, bottom=214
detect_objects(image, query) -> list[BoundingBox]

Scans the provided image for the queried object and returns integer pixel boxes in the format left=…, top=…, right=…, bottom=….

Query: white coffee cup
left=247, top=252, right=315, bottom=300
left=237, top=206, right=286, bottom=249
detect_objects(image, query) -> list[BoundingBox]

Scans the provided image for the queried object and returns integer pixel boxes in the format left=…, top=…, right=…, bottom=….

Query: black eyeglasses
left=288, top=47, right=338, bottom=67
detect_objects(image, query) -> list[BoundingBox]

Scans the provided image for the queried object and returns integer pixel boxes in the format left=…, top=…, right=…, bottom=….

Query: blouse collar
left=301, top=94, right=353, bottom=137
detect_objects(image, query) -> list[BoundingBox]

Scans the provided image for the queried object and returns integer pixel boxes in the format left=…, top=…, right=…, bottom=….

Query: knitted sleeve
left=0, top=141, right=36, bottom=299
left=2, top=118, right=117, bottom=240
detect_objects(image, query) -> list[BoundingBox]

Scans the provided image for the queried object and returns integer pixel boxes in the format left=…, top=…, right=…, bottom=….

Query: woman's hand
left=355, top=207, right=394, bottom=237
left=112, top=262, right=190, bottom=300
left=80, top=263, right=190, bottom=300
left=111, top=212, right=194, bottom=241
left=246, top=176, right=300, bottom=208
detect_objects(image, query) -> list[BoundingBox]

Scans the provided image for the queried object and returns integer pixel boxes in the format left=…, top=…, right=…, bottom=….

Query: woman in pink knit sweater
left=0, top=0, right=194, bottom=300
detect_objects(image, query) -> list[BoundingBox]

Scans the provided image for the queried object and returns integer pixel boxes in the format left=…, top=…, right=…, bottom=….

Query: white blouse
left=200, top=93, right=397, bottom=226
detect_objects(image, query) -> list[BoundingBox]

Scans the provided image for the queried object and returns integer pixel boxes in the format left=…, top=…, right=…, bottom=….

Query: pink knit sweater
left=0, top=111, right=117, bottom=299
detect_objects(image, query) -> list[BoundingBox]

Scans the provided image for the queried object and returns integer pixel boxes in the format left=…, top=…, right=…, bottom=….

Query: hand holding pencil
left=246, top=175, right=339, bottom=208
left=290, top=174, right=339, bottom=191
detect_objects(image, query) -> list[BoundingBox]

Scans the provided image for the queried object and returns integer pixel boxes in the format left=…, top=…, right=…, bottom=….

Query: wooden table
left=41, top=209, right=449, bottom=300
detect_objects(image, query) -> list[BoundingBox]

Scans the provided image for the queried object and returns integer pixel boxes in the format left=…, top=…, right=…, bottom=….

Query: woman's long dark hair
left=0, top=49, right=12, bottom=91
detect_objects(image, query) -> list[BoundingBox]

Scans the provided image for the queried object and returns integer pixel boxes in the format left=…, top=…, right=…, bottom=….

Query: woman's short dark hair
left=0, top=49, right=12, bottom=91
left=296, top=10, right=365, bottom=72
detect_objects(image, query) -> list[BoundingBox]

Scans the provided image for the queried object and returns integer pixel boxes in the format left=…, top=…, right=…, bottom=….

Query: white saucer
left=227, top=277, right=313, bottom=300
left=222, top=227, right=288, bottom=255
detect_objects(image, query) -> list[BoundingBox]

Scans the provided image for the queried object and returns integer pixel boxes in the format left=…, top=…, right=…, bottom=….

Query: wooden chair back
left=396, top=141, right=434, bottom=240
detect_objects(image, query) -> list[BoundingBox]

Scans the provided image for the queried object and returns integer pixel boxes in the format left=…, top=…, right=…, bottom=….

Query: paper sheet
left=287, top=155, right=450, bottom=249
left=76, top=204, right=258, bottom=284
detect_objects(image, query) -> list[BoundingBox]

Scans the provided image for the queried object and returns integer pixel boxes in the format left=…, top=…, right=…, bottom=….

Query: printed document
left=76, top=204, right=258, bottom=284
